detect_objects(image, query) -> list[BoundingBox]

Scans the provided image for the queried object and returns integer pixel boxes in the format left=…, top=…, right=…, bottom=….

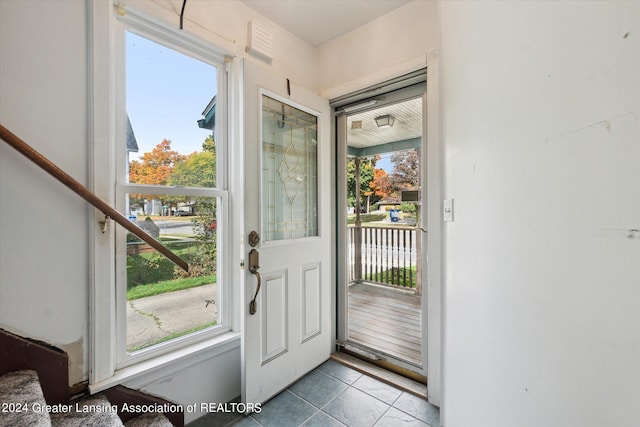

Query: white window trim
left=89, top=1, right=241, bottom=387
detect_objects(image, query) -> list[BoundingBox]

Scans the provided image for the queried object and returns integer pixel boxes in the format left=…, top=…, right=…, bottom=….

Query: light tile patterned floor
left=188, top=359, right=439, bottom=427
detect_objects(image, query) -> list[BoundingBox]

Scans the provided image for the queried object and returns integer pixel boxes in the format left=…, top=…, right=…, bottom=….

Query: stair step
left=0, top=370, right=51, bottom=427
left=50, top=394, right=123, bottom=427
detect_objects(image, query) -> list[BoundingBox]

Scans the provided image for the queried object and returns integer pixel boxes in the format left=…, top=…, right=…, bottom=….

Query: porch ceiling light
left=375, top=114, right=395, bottom=128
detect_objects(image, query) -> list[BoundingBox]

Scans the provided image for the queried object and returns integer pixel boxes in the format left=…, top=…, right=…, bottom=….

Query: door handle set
left=248, top=232, right=261, bottom=315
left=248, top=248, right=261, bottom=315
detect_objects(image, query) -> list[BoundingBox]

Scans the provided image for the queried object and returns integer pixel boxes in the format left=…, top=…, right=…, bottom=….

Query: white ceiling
left=239, top=0, right=412, bottom=47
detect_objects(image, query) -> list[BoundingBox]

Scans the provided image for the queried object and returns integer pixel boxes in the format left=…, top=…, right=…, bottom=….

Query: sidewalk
left=127, top=283, right=217, bottom=350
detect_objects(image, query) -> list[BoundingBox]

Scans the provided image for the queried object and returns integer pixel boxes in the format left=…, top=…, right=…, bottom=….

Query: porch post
left=354, top=157, right=362, bottom=282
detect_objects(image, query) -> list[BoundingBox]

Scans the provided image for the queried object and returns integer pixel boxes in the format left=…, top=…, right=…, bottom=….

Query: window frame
left=89, top=2, right=237, bottom=388
left=115, top=22, right=229, bottom=368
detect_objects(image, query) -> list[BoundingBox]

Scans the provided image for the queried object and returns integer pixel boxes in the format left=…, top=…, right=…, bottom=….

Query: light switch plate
left=443, top=199, right=454, bottom=222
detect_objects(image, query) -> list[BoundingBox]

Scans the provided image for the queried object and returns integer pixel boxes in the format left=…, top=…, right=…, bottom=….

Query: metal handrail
left=0, top=124, right=189, bottom=272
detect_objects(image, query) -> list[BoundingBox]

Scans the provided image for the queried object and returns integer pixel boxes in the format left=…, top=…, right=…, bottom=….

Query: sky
left=376, top=153, right=392, bottom=172
left=126, top=32, right=217, bottom=159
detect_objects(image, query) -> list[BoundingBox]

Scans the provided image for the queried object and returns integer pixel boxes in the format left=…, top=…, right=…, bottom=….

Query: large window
left=115, top=28, right=229, bottom=365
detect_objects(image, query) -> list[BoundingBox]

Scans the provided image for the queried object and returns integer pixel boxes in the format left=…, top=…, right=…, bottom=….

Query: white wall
left=316, top=0, right=439, bottom=98
left=0, top=0, right=90, bottom=386
left=123, top=346, right=241, bottom=423
left=440, top=1, right=640, bottom=426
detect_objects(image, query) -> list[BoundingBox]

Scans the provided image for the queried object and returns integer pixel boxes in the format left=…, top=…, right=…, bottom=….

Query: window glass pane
left=261, top=95, right=318, bottom=241
left=122, top=30, right=222, bottom=353
left=125, top=31, right=218, bottom=190
left=125, top=197, right=219, bottom=352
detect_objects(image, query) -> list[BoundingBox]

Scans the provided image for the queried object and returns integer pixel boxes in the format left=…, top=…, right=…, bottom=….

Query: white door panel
left=242, top=59, right=331, bottom=405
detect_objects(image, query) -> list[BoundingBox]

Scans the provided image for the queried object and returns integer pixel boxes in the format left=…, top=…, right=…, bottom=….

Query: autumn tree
left=129, top=139, right=185, bottom=213
left=389, top=149, right=419, bottom=192
left=369, top=168, right=392, bottom=200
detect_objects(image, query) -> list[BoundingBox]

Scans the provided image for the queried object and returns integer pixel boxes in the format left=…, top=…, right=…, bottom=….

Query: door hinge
left=240, top=259, right=245, bottom=270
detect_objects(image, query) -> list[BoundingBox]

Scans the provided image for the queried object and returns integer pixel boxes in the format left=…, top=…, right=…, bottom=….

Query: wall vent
left=246, top=21, right=274, bottom=62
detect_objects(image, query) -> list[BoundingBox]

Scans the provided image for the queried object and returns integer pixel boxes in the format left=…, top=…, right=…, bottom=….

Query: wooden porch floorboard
left=348, top=282, right=422, bottom=366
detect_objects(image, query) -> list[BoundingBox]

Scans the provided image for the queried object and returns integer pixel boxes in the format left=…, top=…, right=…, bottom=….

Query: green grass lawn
left=127, top=275, right=216, bottom=300
left=347, top=213, right=387, bottom=224
left=366, top=266, right=417, bottom=288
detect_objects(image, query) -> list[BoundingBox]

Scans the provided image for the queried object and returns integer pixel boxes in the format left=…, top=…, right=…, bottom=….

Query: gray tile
left=323, top=387, right=388, bottom=427
left=316, top=360, right=362, bottom=385
left=376, top=407, right=428, bottom=427
left=302, top=411, right=345, bottom=427
left=187, top=410, right=243, bottom=427
left=352, top=375, right=402, bottom=405
left=228, top=415, right=261, bottom=426
left=252, top=390, right=318, bottom=427
left=393, top=393, right=439, bottom=426
left=289, top=370, right=349, bottom=408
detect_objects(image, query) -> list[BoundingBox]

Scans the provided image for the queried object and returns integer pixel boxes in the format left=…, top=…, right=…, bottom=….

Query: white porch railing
left=348, top=225, right=421, bottom=293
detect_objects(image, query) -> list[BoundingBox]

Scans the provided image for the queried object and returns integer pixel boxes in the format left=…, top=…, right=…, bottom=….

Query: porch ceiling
left=347, top=97, right=422, bottom=157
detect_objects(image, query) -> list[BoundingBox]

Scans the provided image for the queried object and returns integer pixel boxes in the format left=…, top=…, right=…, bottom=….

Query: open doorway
left=335, top=79, right=427, bottom=380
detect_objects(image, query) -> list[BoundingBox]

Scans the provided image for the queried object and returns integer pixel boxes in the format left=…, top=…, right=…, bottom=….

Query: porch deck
left=347, top=282, right=422, bottom=366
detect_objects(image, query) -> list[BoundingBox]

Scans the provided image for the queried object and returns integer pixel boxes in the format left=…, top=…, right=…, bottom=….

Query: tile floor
left=187, top=359, right=439, bottom=427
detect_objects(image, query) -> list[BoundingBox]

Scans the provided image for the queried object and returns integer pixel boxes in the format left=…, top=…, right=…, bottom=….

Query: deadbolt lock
left=248, top=231, right=260, bottom=247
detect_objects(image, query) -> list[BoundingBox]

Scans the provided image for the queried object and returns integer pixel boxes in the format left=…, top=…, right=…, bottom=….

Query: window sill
left=89, top=331, right=241, bottom=393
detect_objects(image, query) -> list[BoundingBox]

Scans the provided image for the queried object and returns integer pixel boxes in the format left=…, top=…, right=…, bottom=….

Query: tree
left=129, top=139, right=185, bottom=213
left=129, top=139, right=184, bottom=185
left=202, top=134, right=215, bottom=153
left=168, top=135, right=216, bottom=211
left=170, top=134, right=218, bottom=278
left=169, top=151, right=216, bottom=188
left=389, top=149, right=419, bottom=192
left=369, top=168, right=392, bottom=200
left=347, top=158, right=376, bottom=208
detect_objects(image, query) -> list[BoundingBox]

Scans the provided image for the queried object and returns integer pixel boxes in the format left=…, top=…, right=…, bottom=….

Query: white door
left=241, top=60, right=332, bottom=405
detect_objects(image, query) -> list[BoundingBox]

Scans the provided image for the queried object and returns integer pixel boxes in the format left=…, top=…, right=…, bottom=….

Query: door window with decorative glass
left=261, top=95, right=318, bottom=242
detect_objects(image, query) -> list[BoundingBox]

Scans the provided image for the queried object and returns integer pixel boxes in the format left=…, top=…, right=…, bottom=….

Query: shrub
left=174, top=201, right=217, bottom=279
left=400, top=202, right=416, bottom=213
